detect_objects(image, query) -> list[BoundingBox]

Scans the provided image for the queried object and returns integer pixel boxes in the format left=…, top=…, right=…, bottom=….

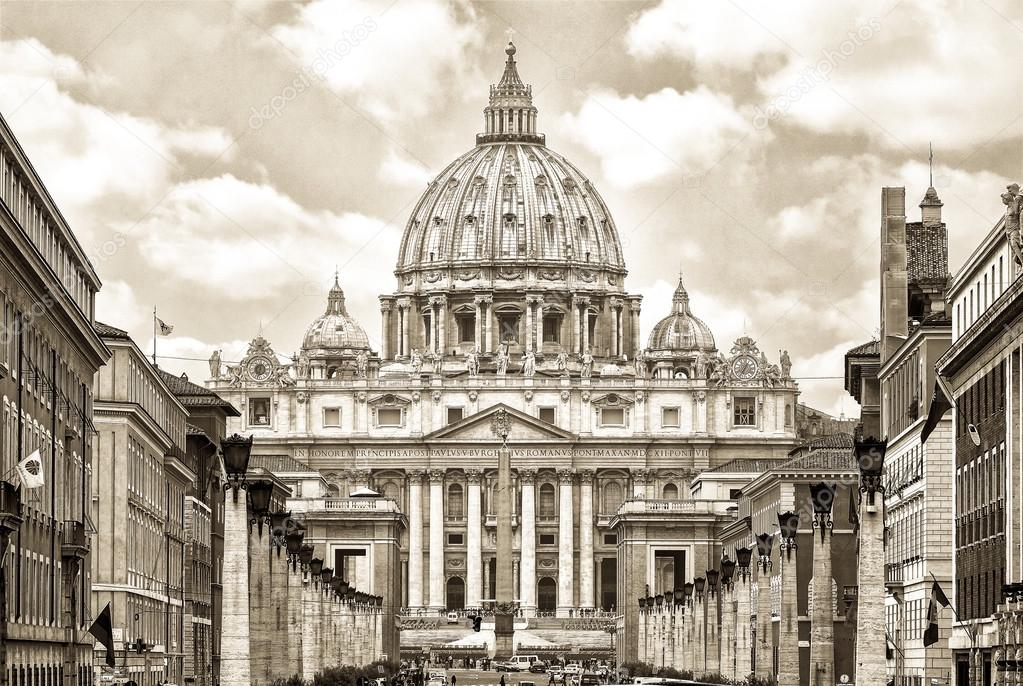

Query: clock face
left=730, top=355, right=759, bottom=381
left=247, top=356, right=273, bottom=382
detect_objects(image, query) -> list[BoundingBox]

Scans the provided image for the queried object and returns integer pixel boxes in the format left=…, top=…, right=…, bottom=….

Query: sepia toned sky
left=1, top=0, right=1021, bottom=417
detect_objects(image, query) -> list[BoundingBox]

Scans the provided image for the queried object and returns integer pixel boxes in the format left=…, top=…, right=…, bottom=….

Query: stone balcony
left=61, top=520, right=89, bottom=559
left=290, top=496, right=403, bottom=514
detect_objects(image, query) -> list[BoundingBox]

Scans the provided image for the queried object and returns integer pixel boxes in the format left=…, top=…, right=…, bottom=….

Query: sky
left=1, top=0, right=1021, bottom=418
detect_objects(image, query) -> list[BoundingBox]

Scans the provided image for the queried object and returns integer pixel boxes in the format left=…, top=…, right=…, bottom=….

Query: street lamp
left=706, top=569, right=719, bottom=598
left=673, top=588, right=684, bottom=607
left=756, top=533, right=774, bottom=574
left=735, top=546, right=753, bottom=582
left=778, top=511, right=800, bottom=561
left=720, top=558, right=736, bottom=590
left=247, top=481, right=274, bottom=537
left=221, top=434, right=254, bottom=497
left=309, top=557, right=323, bottom=582
left=638, top=597, right=647, bottom=611
left=320, top=567, right=333, bottom=595
left=694, top=577, right=705, bottom=602
left=270, top=510, right=293, bottom=555
left=810, top=482, right=837, bottom=542
left=854, top=436, right=888, bottom=506
left=286, top=526, right=306, bottom=571
left=683, top=582, right=694, bottom=607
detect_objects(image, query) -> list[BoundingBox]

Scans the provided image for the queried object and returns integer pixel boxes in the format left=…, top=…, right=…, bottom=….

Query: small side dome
left=302, top=275, right=371, bottom=353
left=647, top=277, right=716, bottom=352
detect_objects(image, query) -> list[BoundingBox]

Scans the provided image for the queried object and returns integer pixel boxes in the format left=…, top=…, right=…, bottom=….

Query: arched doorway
left=446, top=576, right=465, bottom=611
left=537, top=577, right=557, bottom=613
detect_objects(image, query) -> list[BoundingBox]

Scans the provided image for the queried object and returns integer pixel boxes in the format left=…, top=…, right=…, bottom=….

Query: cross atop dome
left=477, top=42, right=544, bottom=145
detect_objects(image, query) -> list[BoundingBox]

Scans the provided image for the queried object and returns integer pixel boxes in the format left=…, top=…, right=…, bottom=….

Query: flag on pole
left=15, top=449, right=44, bottom=489
left=88, top=602, right=117, bottom=667
left=923, top=579, right=951, bottom=646
left=921, top=378, right=953, bottom=444
left=156, top=318, right=174, bottom=336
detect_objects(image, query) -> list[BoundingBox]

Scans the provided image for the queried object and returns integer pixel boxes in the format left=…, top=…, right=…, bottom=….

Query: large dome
left=302, top=277, right=370, bottom=353
left=648, top=278, right=716, bottom=352
left=395, top=42, right=626, bottom=282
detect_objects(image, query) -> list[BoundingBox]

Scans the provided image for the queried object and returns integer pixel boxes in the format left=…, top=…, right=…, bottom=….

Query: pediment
left=425, top=403, right=576, bottom=442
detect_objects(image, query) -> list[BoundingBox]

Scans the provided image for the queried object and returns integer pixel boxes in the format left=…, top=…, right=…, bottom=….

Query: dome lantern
left=477, top=42, right=544, bottom=146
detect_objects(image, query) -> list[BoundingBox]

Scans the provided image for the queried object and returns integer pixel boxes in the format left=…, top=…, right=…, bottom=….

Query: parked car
left=564, top=665, right=583, bottom=675
left=495, top=662, right=521, bottom=673
left=579, top=673, right=602, bottom=686
left=529, top=662, right=548, bottom=674
left=446, top=612, right=459, bottom=624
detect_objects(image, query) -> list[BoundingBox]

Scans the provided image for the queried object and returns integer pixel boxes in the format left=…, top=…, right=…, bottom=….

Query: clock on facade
left=247, top=356, right=274, bottom=382
left=730, top=355, right=759, bottom=381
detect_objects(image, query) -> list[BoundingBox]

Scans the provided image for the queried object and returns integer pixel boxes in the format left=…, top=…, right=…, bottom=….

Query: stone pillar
left=466, top=469, right=483, bottom=608
left=221, top=492, right=251, bottom=686
left=408, top=470, right=425, bottom=609
left=638, top=608, right=647, bottom=668
left=580, top=300, right=590, bottom=355
left=398, top=298, right=411, bottom=357
left=609, top=299, right=622, bottom=357
left=571, top=298, right=581, bottom=354
left=683, top=601, right=695, bottom=670
left=519, top=469, right=537, bottom=615
left=707, top=588, right=720, bottom=675
left=735, top=569, right=753, bottom=680
left=557, top=469, right=575, bottom=616
left=286, top=564, right=304, bottom=677
left=482, top=296, right=493, bottom=354
left=755, top=565, right=774, bottom=680
left=429, top=469, right=446, bottom=610
left=579, top=470, right=595, bottom=609
left=720, top=584, right=733, bottom=679
left=301, top=579, right=318, bottom=680
left=855, top=490, right=887, bottom=686
left=473, top=296, right=484, bottom=353
left=270, top=547, right=290, bottom=681
left=381, top=303, right=392, bottom=360
left=630, top=300, right=641, bottom=358
left=810, top=524, right=835, bottom=686
left=525, top=295, right=535, bottom=353
left=694, top=593, right=706, bottom=673
left=429, top=295, right=446, bottom=356
left=778, top=541, right=799, bottom=686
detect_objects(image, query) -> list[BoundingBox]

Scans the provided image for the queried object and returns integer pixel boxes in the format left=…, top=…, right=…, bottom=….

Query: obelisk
left=491, top=409, right=515, bottom=658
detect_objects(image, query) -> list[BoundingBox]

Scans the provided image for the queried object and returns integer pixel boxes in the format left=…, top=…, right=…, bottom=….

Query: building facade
left=936, top=181, right=1023, bottom=686
left=0, top=111, right=109, bottom=686
left=92, top=324, right=192, bottom=686
left=207, top=43, right=801, bottom=659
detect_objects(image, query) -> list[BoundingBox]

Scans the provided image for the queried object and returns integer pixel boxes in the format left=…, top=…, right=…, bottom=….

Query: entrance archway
left=446, top=576, right=465, bottom=610
left=537, top=577, right=557, bottom=612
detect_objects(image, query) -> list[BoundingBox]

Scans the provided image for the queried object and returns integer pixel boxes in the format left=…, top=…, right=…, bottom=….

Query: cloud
left=271, top=0, right=485, bottom=123
left=626, top=0, right=1023, bottom=149
left=559, top=86, right=759, bottom=188
left=0, top=38, right=233, bottom=245
left=379, top=147, right=433, bottom=187
left=95, top=279, right=146, bottom=332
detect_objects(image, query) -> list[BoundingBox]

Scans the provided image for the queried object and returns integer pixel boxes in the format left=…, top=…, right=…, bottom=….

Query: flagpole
left=153, top=307, right=157, bottom=366
left=930, top=571, right=975, bottom=646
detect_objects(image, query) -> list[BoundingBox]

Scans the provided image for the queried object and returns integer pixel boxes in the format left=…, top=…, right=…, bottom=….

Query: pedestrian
left=500, top=675, right=506, bottom=686
left=452, top=675, right=457, bottom=686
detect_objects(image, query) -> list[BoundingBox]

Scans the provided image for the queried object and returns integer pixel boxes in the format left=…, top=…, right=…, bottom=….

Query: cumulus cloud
left=272, top=0, right=485, bottom=122
left=379, top=147, right=433, bottom=187
left=626, top=0, right=1023, bottom=149
left=560, top=86, right=759, bottom=188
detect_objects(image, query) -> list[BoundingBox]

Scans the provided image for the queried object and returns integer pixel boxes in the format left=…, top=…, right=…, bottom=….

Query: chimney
left=920, top=186, right=943, bottom=226
left=880, top=187, right=908, bottom=362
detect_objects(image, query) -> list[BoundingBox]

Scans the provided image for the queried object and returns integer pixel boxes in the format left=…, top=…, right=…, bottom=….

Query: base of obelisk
left=493, top=612, right=515, bottom=659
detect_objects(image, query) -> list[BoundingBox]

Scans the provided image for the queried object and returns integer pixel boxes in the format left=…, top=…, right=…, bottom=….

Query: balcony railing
left=614, top=499, right=734, bottom=516
left=290, top=497, right=402, bottom=514
left=61, top=520, right=89, bottom=559
left=0, top=480, right=23, bottom=533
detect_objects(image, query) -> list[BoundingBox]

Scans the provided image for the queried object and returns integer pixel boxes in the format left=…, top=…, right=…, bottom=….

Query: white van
left=510, top=655, right=540, bottom=667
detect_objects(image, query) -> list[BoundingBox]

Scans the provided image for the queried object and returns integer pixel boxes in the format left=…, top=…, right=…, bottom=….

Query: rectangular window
left=323, top=407, right=341, bottom=427
left=729, top=489, right=743, bottom=499
left=599, top=407, right=626, bottom=427
left=538, top=407, right=557, bottom=424
left=249, top=397, right=271, bottom=426
left=457, top=315, right=475, bottom=343
left=539, top=533, right=557, bottom=546
left=542, top=314, right=561, bottom=343
left=498, top=313, right=520, bottom=343
left=734, top=397, right=756, bottom=426
left=447, top=533, right=464, bottom=546
left=603, top=534, right=617, bottom=545
left=377, top=408, right=403, bottom=427
left=661, top=407, right=680, bottom=428
left=447, top=407, right=464, bottom=425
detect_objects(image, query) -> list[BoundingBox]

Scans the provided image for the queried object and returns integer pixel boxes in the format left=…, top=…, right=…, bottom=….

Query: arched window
left=326, top=483, right=340, bottom=498
left=448, top=483, right=464, bottom=518
left=382, top=481, right=399, bottom=502
left=538, top=483, right=556, bottom=516
left=446, top=577, right=465, bottom=611
left=537, top=577, right=557, bottom=612
left=663, top=483, right=679, bottom=500
left=602, top=481, right=623, bottom=514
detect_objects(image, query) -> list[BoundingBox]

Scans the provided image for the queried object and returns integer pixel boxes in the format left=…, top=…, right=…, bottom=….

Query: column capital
left=396, top=297, right=412, bottom=310
left=429, top=294, right=447, bottom=307
left=557, top=468, right=575, bottom=484
left=352, top=468, right=371, bottom=482
left=608, top=297, right=624, bottom=310
left=518, top=468, right=537, bottom=484
left=573, top=296, right=591, bottom=307
left=474, top=293, right=493, bottom=305
left=380, top=301, right=393, bottom=313
left=629, top=299, right=642, bottom=312
left=631, top=467, right=653, bottom=483
left=466, top=468, right=485, bottom=483
left=407, top=469, right=428, bottom=484
left=428, top=468, right=446, bottom=483
left=526, top=294, right=545, bottom=306
left=578, top=469, right=594, bottom=484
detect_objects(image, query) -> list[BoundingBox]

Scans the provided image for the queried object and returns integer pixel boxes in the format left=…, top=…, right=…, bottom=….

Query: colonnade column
left=557, top=469, right=575, bottom=617
left=609, top=298, right=621, bottom=357
left=473, top=296, right=485, bottom=353
left=519, top=469, right=537, bottom=616
left=571, top=297, right=581, bottom=354
left=397, top=298, right=411, bottom=357
left=466, top=469, right=483, bottom=608
left=407, top=470, right=425, bottom=609
left=428, top=469, right=446, bottom=610
left=579, top=298, right=591, bottom=354
left=810, top=484, right=836, bottom=686
left=526, top=295, right=544, bottom=353
left=735, top=559, right=753, bottom=679
left=524, top=295, right=534, bottom=353
left=381, top=302, right=392, bottom=360
left=482, top=295, right=493, bottom=354
left=433, top=295, right=447, bottom=356
left=755, top=549, right=774, bottom=681
left=630, top=300, right=641, bottom=358
left=578, top=470, right=595, bottom=609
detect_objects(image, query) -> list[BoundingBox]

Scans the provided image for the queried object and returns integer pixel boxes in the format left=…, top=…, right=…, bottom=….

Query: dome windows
left=501, top=213, right=518, bottom=257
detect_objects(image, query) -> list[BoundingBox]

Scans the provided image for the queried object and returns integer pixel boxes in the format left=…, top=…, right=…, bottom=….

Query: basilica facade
left=208, top=43, right=801, bottom=658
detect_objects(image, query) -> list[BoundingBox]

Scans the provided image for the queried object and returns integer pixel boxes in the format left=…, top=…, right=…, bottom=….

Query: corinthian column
left=734, top=556, right=753, bottom=679
left=380, top=302, right=392, bottom=360
left=473, top=296, right=485, bottom=353
left=580, top=299, right=591, bottom=354
left=429, top=469, right=446, bottom=610
left=519, top=469, right=537, bottom=616
left=609, top=298, right=622, bottom=357
left=466, top=469, right=484, bottom=608
left=579, top=470, right=595, bottom=609
left=398, top=298, right=411, bottom=357
left=571, top=297, right=581, bottom=354
left=407, top=470, right=425, bottom=609
left=557, top=469, right=575, bottom=617
left=630, top=300, right=642, bottom=358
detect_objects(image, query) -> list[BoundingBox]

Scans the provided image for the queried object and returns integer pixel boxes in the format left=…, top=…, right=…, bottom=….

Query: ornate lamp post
left=809, top=482, right=837, bottom=686
left=706, top=569, right=721, bottom=673
left=683, top=583, right=694, bottom=607
left=733, top=547, right=753, bottom=679
left=247, top=480, right=274, bottom=537
left=719, top=558, right=737, bottom=679
left=320, top=567, right=334, bottom=595
left=720, top=558, right=736, bottom=589
left=222, top=434, right=254, bottom=498
left=853, top=436, right=888, bottom=686
left=694, top=577, right=706, bottom=602
left=754, top=533, right=775, bottom=681
left=220, top=434, right=255, bottom=686
left=309, top=558, right=323, bottom=582
left=777, top=512, right=801, bottom=686
left=270, top=510, right=294, bottom=555
left=735, top=547, right=753, bottom=582
left=286, top=527, right=306, bottom=570
left=707, top=570, right=720, bottom=598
